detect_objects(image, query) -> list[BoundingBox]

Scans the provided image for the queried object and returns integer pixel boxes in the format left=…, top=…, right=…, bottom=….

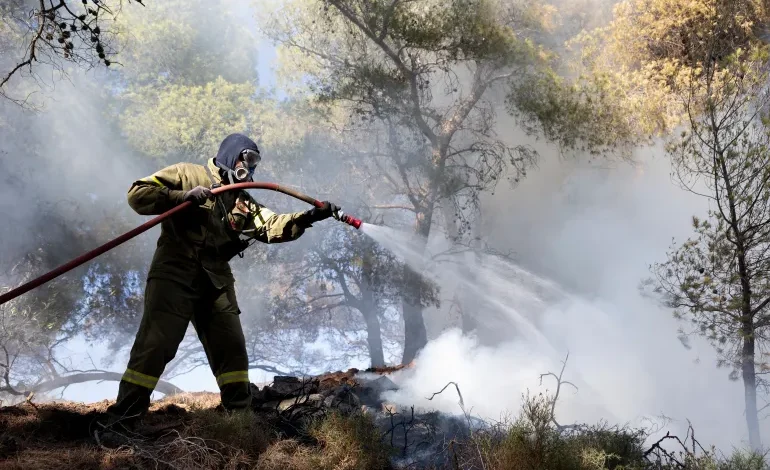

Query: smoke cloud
left=372, top=146, right=751, bottom=451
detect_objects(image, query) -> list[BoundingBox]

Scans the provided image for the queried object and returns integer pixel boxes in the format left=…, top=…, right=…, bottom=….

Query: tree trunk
left=401, top=208, right=432, bottom=364
left=363, top=310, right=385, bottom=367
left=714, top=145, right=762, bottom=451
left=360, top=280, right=386, bottom=368
left=743, top=327, right=761, bottom=450
left=401, top=272, right=428, bottom=364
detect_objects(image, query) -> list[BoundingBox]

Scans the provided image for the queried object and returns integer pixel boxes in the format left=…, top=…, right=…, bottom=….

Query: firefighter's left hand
left=183, top=186, right=213, bottom=205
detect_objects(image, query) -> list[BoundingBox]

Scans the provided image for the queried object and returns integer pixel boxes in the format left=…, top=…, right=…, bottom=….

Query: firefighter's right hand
left=183, top=186, right=213, bottom=205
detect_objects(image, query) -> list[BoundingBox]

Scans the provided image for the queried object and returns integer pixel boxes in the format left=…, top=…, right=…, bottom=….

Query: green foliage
left=310, top=0, right=543, bottom=113
left=507, top=66, right=645, bottom=159
left=115, top=0, right=258, bottom=87
left=571, top=0, right=770, bottom=139
left=603, top=0, right=766, bottom=74
left=720, top=450, right=768, bottom=470
left=263, top=0, right=550, bottom=219
left=121, top=77, right=263, bottom=162
left=453, top=391, right=647, bottom=470
left=113, top=0, right=270, bottom=166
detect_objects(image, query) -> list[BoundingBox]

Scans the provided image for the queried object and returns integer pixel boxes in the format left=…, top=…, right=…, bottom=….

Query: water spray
left=0, top=182, right=363, bottom=306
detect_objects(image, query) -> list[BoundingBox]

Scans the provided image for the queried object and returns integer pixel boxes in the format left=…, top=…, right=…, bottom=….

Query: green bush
left=447, top=391, right=766, bottom=470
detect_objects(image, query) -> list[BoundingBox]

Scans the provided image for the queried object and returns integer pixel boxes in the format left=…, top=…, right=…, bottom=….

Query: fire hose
left=0, top=182, right=363, bottom=306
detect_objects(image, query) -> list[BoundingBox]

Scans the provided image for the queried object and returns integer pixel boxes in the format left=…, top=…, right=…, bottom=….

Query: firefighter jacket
left=127, top=158, right=309, bottom=289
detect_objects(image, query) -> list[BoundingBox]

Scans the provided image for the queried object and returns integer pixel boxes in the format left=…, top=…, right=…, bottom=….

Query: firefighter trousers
left=106, top=273, right=251, bottom=420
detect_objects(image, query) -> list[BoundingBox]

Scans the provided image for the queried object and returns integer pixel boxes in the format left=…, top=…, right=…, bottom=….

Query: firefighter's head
left=214, top=134, right=261, bottom=184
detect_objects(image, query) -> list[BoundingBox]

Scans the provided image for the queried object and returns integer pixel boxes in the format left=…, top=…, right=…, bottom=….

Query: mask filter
left=234, top=166, right=250, bottom=181
left=234, top=148, right=260, bottom=181
left=216, top=148, right=261, bottom=184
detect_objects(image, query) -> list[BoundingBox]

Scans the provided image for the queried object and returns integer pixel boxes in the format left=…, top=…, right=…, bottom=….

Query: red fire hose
left=0, top=182, right=362, bottom=306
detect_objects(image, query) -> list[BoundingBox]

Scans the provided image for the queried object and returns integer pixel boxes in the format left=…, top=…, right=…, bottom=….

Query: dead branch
left=643, top=432, right=687, bottom=468
left=538, top=352, right=578, bottom=430
left=372, top=204, right=416, bottom=212
left=28, top=371, right=183, bottom=396
left=642, top=421, right=711, bottom=468
left=426, top=381, right=465, bottom=411
left=1, top=0, right=139, bottom=102
left=381, top=404, right=419, bottom=457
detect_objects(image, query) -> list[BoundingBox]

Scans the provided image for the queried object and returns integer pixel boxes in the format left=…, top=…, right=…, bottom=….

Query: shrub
left=452, top=391, right=647, bottom=470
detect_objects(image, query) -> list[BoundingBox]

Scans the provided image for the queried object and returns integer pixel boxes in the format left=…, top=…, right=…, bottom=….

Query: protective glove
left=183, top=186, right=213, bottom=205
left=307, top=201, right=339, bottom=223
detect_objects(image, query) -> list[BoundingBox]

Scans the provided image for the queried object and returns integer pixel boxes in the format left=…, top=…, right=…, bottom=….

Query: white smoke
left=364, top=151, right=752, bottom=451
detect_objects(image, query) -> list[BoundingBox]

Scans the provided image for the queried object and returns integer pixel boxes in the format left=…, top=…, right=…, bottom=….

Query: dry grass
left=0, top=394, right=392, bottom=470
left=257, top=411, right=392, bottom=470
left=0, top=445, right=137, bottom=470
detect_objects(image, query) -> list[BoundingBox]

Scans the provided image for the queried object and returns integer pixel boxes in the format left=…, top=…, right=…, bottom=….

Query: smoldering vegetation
left=0, top=0, right=768, bottom=467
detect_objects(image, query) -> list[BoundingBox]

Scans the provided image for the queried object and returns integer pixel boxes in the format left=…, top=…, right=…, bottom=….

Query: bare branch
left=538, top=352, right=578, bottom=430
left=426, top=381, right=465, bottom=411
left=372, top=204, right=416, bottom=212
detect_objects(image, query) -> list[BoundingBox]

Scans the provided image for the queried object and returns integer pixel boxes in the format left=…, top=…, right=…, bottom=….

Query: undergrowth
left=0, top=396, right=392, bottom=470
left=0, top=391, right=764, bottom=469
left=447, top=391, right=766, bottom=470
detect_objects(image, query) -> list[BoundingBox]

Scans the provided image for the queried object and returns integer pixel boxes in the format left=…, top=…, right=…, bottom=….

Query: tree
left=230, top=113, right=421, bottom=369
left=563, top=0, right=769, bottom=144
left=604, top=0, right=770, bottom=451
left=0, top=0, right=139, bottom=104
left=120, top=77, right=266, bottom=163
left=648, top=61, right=770, bottom=451
left=260, top=0, right=561, bottom=363
left=112, top=0, right=257, bottom=88
left=275, top=223, right=439, bottom=368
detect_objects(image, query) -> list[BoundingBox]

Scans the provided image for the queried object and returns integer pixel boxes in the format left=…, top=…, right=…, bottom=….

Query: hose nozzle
left=335, top=209, right=363, bottom=229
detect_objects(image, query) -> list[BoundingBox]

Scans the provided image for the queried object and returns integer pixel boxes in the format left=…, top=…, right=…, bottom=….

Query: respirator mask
left=217, top=148, right=261, bottom=184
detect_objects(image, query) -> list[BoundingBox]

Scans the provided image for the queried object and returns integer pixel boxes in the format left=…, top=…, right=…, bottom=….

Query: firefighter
left=101, top=133, right=338, bottom=428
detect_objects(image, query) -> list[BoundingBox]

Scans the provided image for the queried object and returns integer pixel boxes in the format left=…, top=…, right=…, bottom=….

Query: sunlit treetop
left=572, top=0, right=770, bottom=136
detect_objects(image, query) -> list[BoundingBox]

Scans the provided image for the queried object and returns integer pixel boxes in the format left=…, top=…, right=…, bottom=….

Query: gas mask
left=216, top=148, right=261, bottom=184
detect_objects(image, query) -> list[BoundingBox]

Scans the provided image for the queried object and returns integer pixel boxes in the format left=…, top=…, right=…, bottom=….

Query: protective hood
left=215, top=133, right=260, bottom=171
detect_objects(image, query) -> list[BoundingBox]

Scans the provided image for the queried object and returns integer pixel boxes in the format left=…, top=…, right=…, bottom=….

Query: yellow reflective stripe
left=253, top=207, right=275, bottom=229
left=122, top=368, right=159, bottom=390
left=216, top=370, right=250, bottom=387
left=140, top=175, right=164, bottom=186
